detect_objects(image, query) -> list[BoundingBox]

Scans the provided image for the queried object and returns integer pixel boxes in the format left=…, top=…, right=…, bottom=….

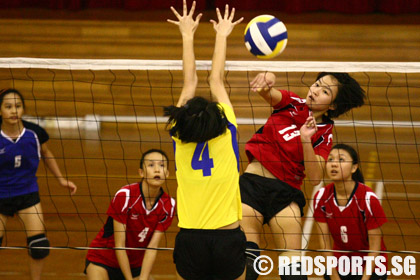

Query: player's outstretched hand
left=59, top=179, right=77, bottom=195
left=250, top=72, right=276, bottom=92
left=167, top=0, right=202, bottom=37
left=210, top=4, right=243, bottom=37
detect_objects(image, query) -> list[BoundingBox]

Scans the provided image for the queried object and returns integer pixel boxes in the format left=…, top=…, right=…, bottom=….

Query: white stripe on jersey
left=291, top=96, right=306, bottom=104
left=27, top=129, right=41, bottom=159
left=159, top=197, right=176, bottom=224
left=1, top=127, right=26, bottom=143
left=314, top=187, right=326, bottom=210
left=114, top=189, right=130, bottom=212
left=313, top=125, right=333, bottom=149
left=170, top=198, right=176, bottom=217
left=365, top=191, right=379, bottom=216
left=327, top=134, right=333, bottom=145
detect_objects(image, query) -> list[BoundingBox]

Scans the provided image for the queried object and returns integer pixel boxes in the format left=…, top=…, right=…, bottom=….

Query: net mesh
left=1, top=58, right=419, bottom=277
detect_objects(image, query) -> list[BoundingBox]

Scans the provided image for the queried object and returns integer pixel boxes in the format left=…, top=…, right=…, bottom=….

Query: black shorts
left=0, top=192, right=40, bottom=217
left=84, top=260, right=141, bottom=280
left=173, top=227, right=246, bottom=280
left=240, top=173, right=306, bottom=224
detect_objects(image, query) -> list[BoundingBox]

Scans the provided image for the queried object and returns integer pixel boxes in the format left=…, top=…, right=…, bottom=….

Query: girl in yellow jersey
left=165, top=1, right=245, bottom=279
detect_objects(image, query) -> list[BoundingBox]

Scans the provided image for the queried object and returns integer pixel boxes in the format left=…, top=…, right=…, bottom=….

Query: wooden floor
left=0, top=8, right=420, bottom=280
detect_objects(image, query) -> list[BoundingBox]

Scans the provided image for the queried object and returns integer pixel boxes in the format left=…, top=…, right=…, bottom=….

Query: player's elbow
left=185, top=73, right=198, bottom=88
left=209, top=73, right=224, bottom=87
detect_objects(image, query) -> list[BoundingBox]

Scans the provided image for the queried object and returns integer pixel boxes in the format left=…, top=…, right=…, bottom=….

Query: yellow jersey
left=172, top=103, right=242, bottom=229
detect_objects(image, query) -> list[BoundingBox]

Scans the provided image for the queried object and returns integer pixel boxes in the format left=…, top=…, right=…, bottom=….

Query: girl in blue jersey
left=0, top=88, right=77, bottom=280
left=165, top=1, right=245, bottom=279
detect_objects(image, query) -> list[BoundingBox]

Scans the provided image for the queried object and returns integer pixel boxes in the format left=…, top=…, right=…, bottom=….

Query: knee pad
left=0, top=236, right=3, bottom=247
left=27, top=233, right=50, bottom=260
left=245, top=241, right=261, bottom=280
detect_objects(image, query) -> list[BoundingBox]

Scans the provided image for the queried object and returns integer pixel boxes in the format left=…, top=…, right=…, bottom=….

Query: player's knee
left=27, top=233, right=50, bottom=259
left=245, top=241, right=260, bottom=280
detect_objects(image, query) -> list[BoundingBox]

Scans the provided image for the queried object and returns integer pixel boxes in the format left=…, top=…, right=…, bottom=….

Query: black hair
left=164, top=96, right=228, bottom=143
left=316, top=72, right=365, bottom=119
left=331, top=143, right=364, bottom=183
left=139, top=149, right=169, bottom=169
left=0, top=88, right=25, bottom=109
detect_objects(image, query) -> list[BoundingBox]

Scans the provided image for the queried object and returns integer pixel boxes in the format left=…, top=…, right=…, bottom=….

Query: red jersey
left=313, top=182, right=387, bottom=266
left=86, top=182, right=175, bottom=268
left=245, top=90, right=333, bottom=189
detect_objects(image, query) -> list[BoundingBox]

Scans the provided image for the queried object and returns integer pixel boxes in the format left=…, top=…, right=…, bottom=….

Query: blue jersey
left=0, top=120, right=49, bottom=198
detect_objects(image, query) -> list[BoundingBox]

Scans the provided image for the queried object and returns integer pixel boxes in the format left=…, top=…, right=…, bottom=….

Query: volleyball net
left=0, top=58, right=419, bottom=259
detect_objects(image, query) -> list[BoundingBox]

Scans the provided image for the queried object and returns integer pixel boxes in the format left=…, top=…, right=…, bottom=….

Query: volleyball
left=244, top=15, right=288, bottom=59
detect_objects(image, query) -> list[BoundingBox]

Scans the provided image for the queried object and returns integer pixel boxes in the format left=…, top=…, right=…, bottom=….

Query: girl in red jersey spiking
left=313, top=144, right=387, bottom=280
left=85, top=149, right=175, bottom=280
left=241, top=72, right=366, bottom=280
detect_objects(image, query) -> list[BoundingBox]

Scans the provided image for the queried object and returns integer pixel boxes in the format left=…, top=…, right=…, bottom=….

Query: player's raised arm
left=209, top=5, right=243, bottom=109
left=168, top=0, right=202, bottom=107
left=250, top=72, right=284, bottom=106
left=300, top=114, right=325, bottom=186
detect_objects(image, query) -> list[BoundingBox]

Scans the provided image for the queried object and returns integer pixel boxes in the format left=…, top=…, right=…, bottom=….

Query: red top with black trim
left=86, top=182, right=175, bottom=268
left=313, top=182, right=388, bottom=267
left=245, top=90, right=334, bottom=189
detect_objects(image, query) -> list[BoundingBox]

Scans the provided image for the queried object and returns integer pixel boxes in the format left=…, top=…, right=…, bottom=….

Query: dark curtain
left=0, top=0, right=419, bottom=13
left=0, top=0, right=206, bottom=10
left=214, top=0, right=420, bottom=13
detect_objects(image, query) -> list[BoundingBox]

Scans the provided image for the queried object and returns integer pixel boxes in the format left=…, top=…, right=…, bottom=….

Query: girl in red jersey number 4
left=85, top=149, right=175, bottom=280
left=314, top=144, right=387, bottom=280
left=241, top=72, right=366, bottom=280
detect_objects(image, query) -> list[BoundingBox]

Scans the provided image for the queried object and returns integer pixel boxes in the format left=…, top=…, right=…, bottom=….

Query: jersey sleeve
left=23, top=120, right=49, bottom=144
left=218, top=103, right=237, bottom=127
left=364, top=191, right=388, bottom=230
left=156, top=197, right=176, bottom=232
left=273, top=90, right=292, bottom=110
left=313, top=188, right=327, bottom=223
left=106, top=188, right=131, bottom=225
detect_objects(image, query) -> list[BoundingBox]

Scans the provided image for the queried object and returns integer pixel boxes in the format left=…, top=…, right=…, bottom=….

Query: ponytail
left=164, top=96, right=227, bottom=143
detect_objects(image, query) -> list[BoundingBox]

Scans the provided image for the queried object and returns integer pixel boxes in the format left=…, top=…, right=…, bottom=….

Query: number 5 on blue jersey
left=191, top=142, right=214, bottom=177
